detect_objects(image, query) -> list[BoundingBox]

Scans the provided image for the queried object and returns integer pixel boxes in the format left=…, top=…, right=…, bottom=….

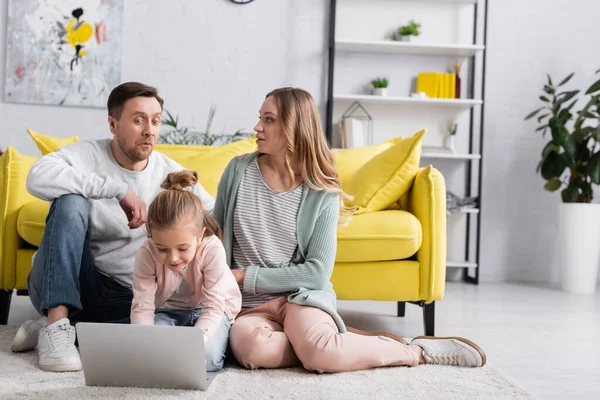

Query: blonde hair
left=147, top=170, right=222, bottom=240
left=265, top=87, right=354, bottom=223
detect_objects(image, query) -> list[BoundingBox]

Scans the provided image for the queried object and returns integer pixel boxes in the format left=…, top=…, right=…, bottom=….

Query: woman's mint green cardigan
left=213, top=152, right=346, bottom=333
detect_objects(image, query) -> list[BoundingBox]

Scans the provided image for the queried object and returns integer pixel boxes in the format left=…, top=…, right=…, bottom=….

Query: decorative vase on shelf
left=372, top=88, right=388, bottom=96
left=443, top=134, right=456, bottom=153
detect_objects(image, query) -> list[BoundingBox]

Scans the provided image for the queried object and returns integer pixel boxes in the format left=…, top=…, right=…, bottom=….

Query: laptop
left=76, top=322, right=216, bottom=390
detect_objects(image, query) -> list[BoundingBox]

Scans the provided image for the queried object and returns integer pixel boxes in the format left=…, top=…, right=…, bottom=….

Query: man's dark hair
left=107, top=82, right=164, bottom=119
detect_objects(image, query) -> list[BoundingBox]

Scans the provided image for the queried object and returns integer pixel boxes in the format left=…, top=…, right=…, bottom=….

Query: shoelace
left=424, top=351, right=460, bottom=365
left=46, top=324, right=75, bottom=351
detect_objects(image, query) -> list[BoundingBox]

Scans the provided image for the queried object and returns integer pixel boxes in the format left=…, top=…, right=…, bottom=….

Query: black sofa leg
left=397, top=302, right=406, bottom=317
left=423, top=301, right=435, bottom=336
left=0, top=289, right=13, bottom=325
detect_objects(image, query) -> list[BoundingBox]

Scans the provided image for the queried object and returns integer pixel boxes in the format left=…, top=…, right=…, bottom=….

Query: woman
left=213, top=87, right=486, bottom=372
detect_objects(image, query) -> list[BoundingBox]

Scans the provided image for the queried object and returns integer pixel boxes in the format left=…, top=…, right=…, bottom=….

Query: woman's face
left=254, top=96, right=286, bottom=156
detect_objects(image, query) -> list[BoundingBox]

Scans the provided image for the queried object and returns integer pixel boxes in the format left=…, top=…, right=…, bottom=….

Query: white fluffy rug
left=0, top=326, right=534, bottom=400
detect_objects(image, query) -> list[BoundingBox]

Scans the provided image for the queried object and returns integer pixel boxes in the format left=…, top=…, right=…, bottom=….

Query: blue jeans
left=28, top=194, right=133, bottom=324
left=154, top=308, right=231, bottom=371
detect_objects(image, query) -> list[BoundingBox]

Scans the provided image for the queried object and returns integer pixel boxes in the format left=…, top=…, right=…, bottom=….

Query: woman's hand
left=231, top=268, right=245, bottom=283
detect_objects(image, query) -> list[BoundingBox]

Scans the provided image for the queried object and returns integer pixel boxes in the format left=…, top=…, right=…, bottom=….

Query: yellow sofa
left=0, top=136, right=446, bottom=334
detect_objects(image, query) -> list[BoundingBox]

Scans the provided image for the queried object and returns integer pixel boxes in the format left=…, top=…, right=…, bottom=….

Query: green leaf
left=541, top=151, right=567, bottom=180
left=589, top=151, right=600, bottom=184
left=555, top=90, right=579, bottom=107
left=544, top=178, right=562, bottom=191
left=561, top=185, right=580, bottom=203
left=536, top=125, right=547, bottom=132
left=557, top=72, right=575, bottom=87
left=585, top=79, right=600, bottom=95
left=525, top=107, right=544, bottom=120
left=544, top=85, right=556, bottom=95
left=539, top=95, right=550, bottom=102
left=547, top=74, right=553, bottom=86
left=537, top=114, right=549, bottom=123
left=541, top=142, right=559, bottom=159
left=550, top=123, right=568, bottom=145
left=562, top=135, right=578, bottom=166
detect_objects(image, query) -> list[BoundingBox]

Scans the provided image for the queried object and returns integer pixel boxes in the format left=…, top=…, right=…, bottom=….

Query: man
left=11, top=82, right=215, bottom=372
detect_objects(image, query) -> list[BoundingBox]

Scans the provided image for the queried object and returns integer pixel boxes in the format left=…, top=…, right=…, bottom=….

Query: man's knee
left=49, top=194, right=90, bottom=226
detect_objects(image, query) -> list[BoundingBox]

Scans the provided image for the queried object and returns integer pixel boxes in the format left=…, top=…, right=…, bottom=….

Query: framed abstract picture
left=3, top=0, right=124, bottom=108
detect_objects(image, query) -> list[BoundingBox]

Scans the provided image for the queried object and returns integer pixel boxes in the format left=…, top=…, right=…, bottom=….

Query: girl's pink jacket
left=131, top=235, right=242, bottom=339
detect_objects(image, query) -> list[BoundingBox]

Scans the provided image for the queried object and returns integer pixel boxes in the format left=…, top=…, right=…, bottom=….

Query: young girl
left=131, top=170, right=241, bottom=372
left=213, top=87, right=487, bottom=372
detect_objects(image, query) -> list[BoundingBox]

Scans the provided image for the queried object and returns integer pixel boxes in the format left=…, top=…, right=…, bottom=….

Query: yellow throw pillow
left=27, top=129, right=79, bottom=155
left=179, top=137, right=257, bottom=197
left=345, top=129, right=426, bottom=214
left=333, top=136, right=404, bottom=188
left=154, top=143, right=212, bottom=163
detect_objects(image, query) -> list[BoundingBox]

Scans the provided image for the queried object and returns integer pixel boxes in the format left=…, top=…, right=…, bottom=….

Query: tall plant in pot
left=525, top=71, right=600, bottom=294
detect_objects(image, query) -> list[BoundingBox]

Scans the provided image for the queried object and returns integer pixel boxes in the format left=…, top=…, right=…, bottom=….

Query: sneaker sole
left=11, top=320, right=37, bottom=353
left=39, top=362, right=82, bottom=372
left=347, top=327, right=408, bottom=345
left=412, top=336, right=487, bottom=366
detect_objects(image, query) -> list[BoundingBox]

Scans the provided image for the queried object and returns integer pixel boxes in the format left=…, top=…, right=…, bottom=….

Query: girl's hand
left=231, top=269, right=245, bottom=283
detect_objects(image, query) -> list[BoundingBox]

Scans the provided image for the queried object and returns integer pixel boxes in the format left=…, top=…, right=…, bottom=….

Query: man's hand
left=119, top=188, right=147, bottom=229
left=231, top=269, right=245, bottom=284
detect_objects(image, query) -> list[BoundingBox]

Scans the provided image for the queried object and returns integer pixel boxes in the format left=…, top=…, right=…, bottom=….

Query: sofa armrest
left=0, top=147, right=39, bottom=289
left=405, top=165, right=447, bottom=302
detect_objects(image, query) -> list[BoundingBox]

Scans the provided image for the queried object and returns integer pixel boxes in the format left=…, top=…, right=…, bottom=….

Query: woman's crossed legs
left=229, top=296, right=422, bottom=373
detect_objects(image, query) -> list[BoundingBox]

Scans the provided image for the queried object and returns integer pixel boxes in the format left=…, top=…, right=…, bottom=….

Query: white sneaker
left=37, top=318, right=82, bottom=372
left=411, top=336, right=486, bottom=367
left=11, top=316, right=47, bottom=352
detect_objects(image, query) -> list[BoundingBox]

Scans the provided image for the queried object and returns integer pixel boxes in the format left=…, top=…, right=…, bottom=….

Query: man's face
left=108, top=97, right=162, bottom=163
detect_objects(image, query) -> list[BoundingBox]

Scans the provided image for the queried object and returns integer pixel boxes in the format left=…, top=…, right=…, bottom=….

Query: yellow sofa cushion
left=154, top=143, right=212, bottom=161
left=17, top=199, right=49, bottom=247
left=179, top=137, right=258, bottom=197
left=332, top=136, right=404, bottom=188
left=336, top=210, right=422, bottom=262
left=344, top=129, right=425, bottom=214
left=27, top=129, right=79, bottom=155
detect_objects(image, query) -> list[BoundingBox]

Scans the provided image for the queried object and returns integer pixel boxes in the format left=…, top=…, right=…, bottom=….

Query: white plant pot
left=558, top=203, right=600, bottom=294
left=372, top=88, right=388, bottom=96
left=400, top=35, right=413, bottom=42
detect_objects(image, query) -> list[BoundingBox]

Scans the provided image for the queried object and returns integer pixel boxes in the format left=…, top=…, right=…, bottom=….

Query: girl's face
left=151, top=223, right=204, bottom=272
left=254, top=96, right=286, bottom=156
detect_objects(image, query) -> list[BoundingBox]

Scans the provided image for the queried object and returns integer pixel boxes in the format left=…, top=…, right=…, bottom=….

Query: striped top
left=232, top=157, right=303, bottom=308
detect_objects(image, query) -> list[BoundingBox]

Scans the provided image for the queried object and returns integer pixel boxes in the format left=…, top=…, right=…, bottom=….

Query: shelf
left=334, top=94, right=483, bottom=109
left=447, top=261, right=478, bottom=268
left=422, top=152, right=481, bottom=160
left=336, top=40, right=484, bottom=57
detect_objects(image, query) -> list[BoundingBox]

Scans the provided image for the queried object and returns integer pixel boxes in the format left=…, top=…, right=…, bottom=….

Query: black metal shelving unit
left=325, top=0, right=489, bottom=285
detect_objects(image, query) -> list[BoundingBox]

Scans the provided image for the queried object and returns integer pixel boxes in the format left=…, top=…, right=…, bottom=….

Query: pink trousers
left=229, top=296, right=421, bottom=373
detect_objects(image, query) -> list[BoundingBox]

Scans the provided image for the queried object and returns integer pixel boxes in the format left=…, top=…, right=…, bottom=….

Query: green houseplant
left=395, top=20, right=421, bottom=42
left=371, top=77, right=389, bottom=96
left=525, top=71, right=600, bottom=294
left=158, top=107, right=252, bottom=146
left=525, top=72, right=600, bottom=202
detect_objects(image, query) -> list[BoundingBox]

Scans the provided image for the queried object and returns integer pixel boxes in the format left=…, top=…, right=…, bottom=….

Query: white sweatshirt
left=26, top=139, right=215, bottom=288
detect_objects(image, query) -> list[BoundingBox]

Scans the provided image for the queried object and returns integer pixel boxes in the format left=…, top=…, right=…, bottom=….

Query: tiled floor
left=7, top=282, right=600, bottom=399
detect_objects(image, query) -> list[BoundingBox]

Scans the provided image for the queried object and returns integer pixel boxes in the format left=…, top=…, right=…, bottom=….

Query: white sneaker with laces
left=11, top=316, right=47, bottom=352
left=410, top=336, right=486, bottom=367
left=37, top=318, right=82, bottom=372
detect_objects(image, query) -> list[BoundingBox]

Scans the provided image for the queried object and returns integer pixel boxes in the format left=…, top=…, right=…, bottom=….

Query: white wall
left=480, top=0, right=600, bottom=285
left=0, top=0, right=328, bottom=157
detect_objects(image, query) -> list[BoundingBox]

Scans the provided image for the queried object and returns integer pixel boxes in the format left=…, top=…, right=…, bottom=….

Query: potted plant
left=394, top=20, right=421, bottom=42
left=444, top=121, right=458, bottom=153
left=371, top=77, right=389, bottom=96
left=525, top=71, right=600, bottom=294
